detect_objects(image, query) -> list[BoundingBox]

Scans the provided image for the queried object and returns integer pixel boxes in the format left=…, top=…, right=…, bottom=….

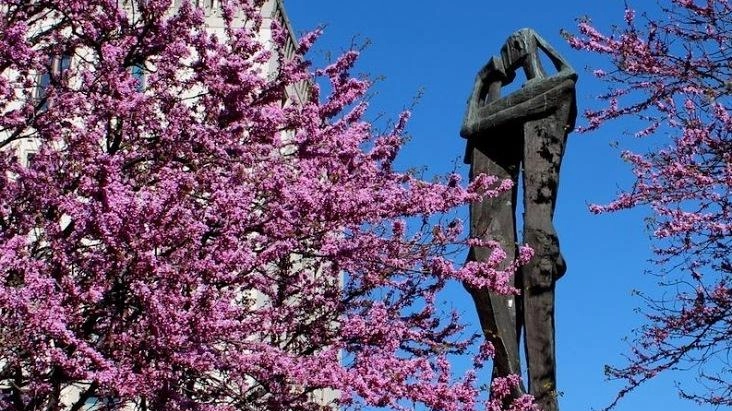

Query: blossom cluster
left=568, top=0, right=732, bottom=407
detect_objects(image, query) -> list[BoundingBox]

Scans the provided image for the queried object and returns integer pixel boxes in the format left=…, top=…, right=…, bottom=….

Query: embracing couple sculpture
left=460, top=28, right=577, bottom=411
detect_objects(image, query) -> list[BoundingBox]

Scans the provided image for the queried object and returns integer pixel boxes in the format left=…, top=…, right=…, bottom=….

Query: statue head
left=500, top=28, right=538, bottom=72
left=501, top=28, right=550, bottom=80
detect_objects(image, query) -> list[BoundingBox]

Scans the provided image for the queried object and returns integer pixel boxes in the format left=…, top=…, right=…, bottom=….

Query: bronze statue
left=460, top=28, right=577, bottom=411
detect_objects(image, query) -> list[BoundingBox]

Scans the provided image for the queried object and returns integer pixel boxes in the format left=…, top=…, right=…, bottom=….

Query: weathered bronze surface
left=460, top=28, right=577, bottom=411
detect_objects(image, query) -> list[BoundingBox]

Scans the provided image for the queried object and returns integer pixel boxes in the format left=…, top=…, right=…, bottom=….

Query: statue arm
left=533, top=31, right=577, bottom=80
left=460, top=56, right=510, bottom=138
left=466, top=78, right=576, bottom=134
left=462, top=73, right=576, bottom=137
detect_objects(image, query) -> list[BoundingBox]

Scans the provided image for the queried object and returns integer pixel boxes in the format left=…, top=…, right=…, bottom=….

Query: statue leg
left=521, top=99, right=572, bottom=411
left=465, top=127, right=523, bottom=397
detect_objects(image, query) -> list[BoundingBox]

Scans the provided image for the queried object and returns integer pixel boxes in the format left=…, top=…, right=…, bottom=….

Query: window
left=131, top=64, right=145, bottom=92
left=37, top=54, right=72, bottom=110
left=25, top=150, right=37, bottom=167
left=195, top=0, right=217, bottom=9
left=83, top=396, right=117, bottom=410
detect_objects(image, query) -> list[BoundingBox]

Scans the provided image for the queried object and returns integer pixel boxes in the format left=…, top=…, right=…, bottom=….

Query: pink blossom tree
left=567, top=0, right=732, bottom=408
left=0, top=0, right=537, bottom=410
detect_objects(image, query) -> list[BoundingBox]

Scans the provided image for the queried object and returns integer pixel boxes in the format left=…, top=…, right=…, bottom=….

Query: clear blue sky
left=285, top=2, right=709, bottom=410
